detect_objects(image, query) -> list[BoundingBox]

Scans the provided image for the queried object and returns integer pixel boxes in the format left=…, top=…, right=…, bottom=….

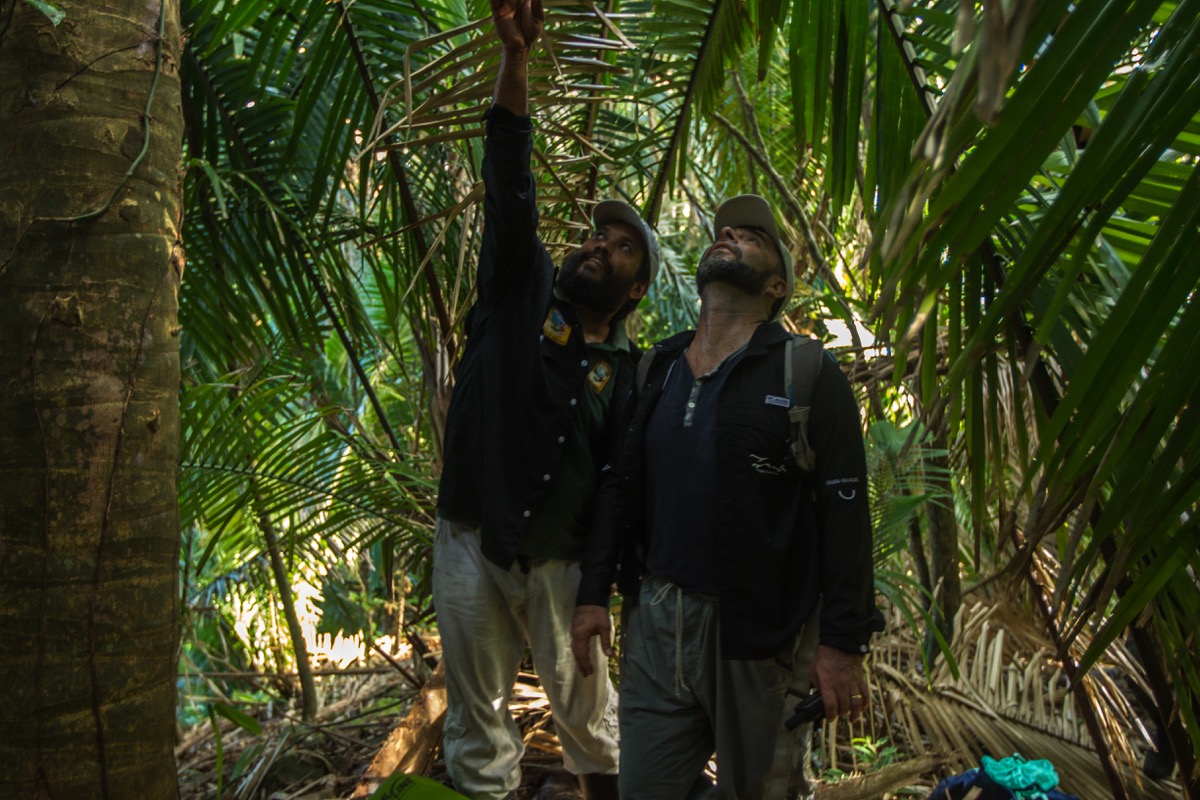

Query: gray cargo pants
left=618, top=574, right=819, bottom=800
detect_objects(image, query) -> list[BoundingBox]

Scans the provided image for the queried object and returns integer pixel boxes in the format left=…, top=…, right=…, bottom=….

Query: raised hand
left=490, top=0, right=544, bottom=53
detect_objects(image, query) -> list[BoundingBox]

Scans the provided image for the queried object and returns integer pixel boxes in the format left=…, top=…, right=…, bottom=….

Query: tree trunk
left=924, top=423, right=961, bottom=662
left=0, top=1, right=184, bottom=797
left=255, top=496, right=320, bottom=722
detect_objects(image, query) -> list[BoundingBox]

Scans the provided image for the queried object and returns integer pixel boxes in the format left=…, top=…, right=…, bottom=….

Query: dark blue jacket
left=578, top=323, right=879, bottom=659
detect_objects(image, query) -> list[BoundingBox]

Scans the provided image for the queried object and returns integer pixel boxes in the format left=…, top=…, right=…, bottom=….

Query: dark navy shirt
left=644, top=348, right=748, bottom=595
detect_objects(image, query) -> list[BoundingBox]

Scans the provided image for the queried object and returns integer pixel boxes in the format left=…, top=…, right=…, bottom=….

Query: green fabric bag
left=368, top=773, right=469, bottom=800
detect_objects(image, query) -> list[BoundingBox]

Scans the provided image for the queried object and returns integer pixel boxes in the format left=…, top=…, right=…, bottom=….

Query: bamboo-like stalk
left=254, top=489, right=320, bottom=723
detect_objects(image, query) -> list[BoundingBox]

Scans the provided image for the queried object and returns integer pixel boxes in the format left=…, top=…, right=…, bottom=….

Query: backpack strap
left=635, top=346, right=658, bottom=392
left=785, top=335, right=824, bottom=473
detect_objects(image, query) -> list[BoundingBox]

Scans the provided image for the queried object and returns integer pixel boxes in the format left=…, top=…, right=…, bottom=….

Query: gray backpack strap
left=786, top=336, right=824, bottom=472
left=635, top=346, right=658, bottom=392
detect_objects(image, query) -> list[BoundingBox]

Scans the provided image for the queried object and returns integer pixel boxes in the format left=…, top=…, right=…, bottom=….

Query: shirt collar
left=553, top=288, right=632, bottom=352
left=652, top=321, right=786, bottom=358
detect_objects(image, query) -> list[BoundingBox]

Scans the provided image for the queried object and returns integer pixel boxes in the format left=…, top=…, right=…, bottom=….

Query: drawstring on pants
left=650, top=580, right=688, bottom=696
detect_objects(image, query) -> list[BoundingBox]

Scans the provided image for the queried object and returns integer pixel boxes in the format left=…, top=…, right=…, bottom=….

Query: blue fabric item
left=927, top=769, right=1007, bottom=800
left=927, top=758, right=1081, bottom=800
left=981, top=754, right=1060, bottom=798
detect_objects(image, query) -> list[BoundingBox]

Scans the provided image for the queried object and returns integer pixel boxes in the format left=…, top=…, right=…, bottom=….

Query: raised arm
left=470, top=0, right=547, bottom=307
left=489, top=0, right=543, bottom=116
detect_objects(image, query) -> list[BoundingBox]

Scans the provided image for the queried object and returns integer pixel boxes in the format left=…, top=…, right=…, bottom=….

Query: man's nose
left=718, top=225, right=738, bottom=241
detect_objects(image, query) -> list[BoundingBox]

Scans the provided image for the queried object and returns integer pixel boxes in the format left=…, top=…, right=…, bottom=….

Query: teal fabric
left=980, top=754, right=1060, bottom=800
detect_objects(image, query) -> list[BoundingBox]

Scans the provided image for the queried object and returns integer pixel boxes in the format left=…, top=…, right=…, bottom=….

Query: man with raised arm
left=571, top=196, right=879, bottom=799
left=432, top=0, right=660, bottom=797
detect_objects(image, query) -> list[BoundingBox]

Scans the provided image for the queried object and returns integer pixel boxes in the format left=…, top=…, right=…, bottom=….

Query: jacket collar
left=745, top=320, right=791, bottom=353
left=653, top=321, right=788, bottom=357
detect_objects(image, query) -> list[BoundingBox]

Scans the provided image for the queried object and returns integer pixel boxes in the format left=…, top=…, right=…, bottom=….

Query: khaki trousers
left=432, top=517, right=619, bottom=800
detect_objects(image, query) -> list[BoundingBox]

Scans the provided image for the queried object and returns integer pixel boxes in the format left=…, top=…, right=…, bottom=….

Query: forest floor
left=176, top=660, right=586, bottom=800
left=175, top=613, right=1186, bottom=800
left=175, top=647, right=944, bottom=800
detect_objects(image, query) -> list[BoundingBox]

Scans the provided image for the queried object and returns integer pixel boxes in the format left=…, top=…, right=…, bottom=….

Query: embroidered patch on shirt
left=764, top=394, right=790, bottom=407
left=542, top=307, right=572, bottom=345
left=587, top=359, right=613, bottom=393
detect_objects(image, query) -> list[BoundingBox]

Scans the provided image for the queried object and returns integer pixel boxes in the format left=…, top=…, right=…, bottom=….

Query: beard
left=695, top=246, right=773, bottom=296
left=556, top=247, right=631, bottom=314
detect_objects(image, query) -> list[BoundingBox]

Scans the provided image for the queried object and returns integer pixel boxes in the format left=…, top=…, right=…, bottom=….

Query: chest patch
left=543, top=307, right=572, bottom=345
left=764, top=394, right=790, bottom=408
left=587, top=359, right=613, bottom=394
left=749, top=453, right=789, bottom=475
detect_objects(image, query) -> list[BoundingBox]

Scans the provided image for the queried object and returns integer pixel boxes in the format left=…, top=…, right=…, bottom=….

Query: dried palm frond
left=851, top=595, right=1183, bottom=799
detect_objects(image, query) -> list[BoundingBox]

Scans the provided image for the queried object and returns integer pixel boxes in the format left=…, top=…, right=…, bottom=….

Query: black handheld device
left=784, top=692, right=824, bottom=730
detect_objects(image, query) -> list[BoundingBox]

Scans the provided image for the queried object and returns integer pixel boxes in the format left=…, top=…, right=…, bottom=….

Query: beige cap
left=713, top=194, right=794, bottom=318
left=592, top=200, right=661, bottom=283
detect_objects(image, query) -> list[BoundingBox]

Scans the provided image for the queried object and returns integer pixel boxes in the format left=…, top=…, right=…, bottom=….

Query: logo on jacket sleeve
left=543, top=307, right=572, bottom=345
left=587, top=359, right=613, bottom=393
left=825, top=476, right=860, bottom=500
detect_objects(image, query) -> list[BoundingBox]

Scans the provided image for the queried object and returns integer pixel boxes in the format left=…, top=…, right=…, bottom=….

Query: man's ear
left=764, top=273, right=788, bottom=301
left=626, top=278, right=650, bottom=302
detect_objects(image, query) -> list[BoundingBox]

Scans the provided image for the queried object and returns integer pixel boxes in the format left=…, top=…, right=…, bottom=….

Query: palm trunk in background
left=255, top=491, right=320, bottom=723
left=925, top=423, right=961, bottom=662
left=0, top=0, right=184, bottom=796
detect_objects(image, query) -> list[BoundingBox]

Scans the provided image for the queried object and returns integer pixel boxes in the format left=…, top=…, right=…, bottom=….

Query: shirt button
left=570, top=398, right=578, bottom=406
left=580, top=359, right=589, bottom=368
left=522, top=509, right=531, bottom=518
left=557, top=435, right=566, bottom=444
left=539, top=334, right=545, bottom=342
left=543, top=474, right=551, bottom=482
left=687, top=402, right=696, bottom=408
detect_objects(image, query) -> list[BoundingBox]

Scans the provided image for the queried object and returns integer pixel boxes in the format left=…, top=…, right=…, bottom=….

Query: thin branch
left=255, top=491, right=320, bottom=723
left=875, top=0, right=938, bottom=117
left=1019, top=540, right=1131, bottom=800
left=335, top=0, right=454, bottom=347
left=645, top=0, right=727, bottom=224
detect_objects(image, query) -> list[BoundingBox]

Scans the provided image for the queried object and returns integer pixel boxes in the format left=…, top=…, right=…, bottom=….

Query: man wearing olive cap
left=572, top=195, right=878, bottom=798
left=432, top=0, right=659, bottom=798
